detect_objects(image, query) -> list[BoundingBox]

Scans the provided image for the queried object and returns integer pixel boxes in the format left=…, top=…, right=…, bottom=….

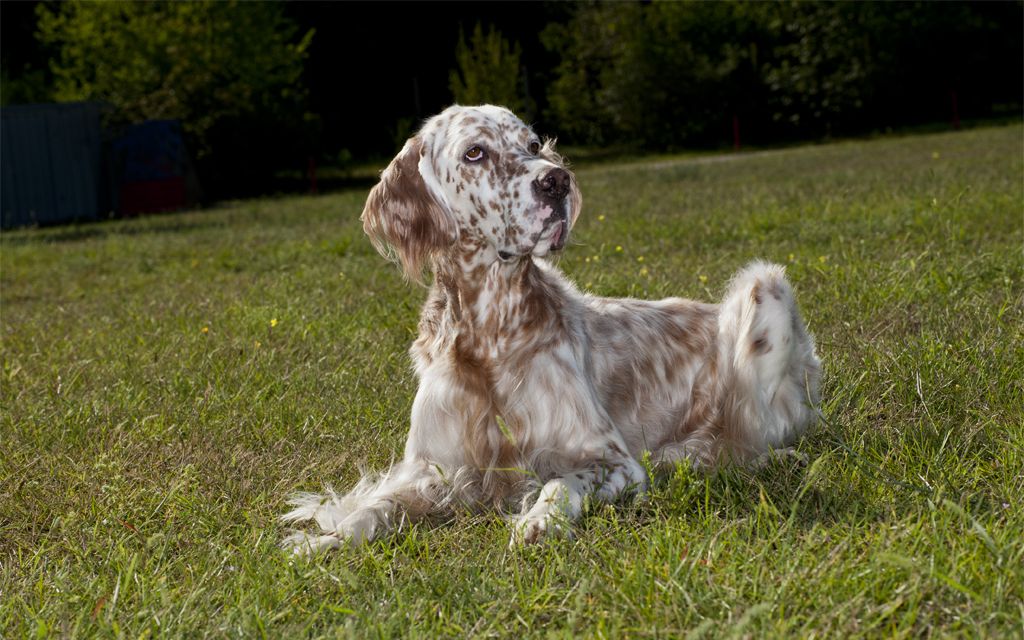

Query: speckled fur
left=283, top=105, right=822, bottom=552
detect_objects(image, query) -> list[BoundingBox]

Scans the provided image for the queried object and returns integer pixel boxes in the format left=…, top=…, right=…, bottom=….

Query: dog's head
left=361, top=105, right=581, bottom=281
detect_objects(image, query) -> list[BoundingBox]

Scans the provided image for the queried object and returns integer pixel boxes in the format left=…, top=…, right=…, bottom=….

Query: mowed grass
left=2, top=124, right=1022, bottom=638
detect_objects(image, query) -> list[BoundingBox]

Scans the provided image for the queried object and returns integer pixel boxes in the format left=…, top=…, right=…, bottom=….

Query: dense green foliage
left=37, top=0, right=312, bottom=146
left=449, top=23, right=532, bottom=119
left=542, top=1, right=1022, bottom=148
left=2, top=125, right=1021, bottom=637
left=35, top=0, right=315, bottom=192
left=0, top=66, right=51, bottom=106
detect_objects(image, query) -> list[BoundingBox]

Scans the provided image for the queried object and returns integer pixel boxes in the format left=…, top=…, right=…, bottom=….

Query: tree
left=449, top=23, right=532, bottom=118
left=540, top=3, right=637, bottom=146
left=36, top=1, right=314, bottom=157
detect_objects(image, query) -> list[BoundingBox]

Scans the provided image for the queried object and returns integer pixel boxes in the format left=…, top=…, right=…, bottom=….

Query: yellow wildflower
left=698, top=274, right=708, bottom=283
left=270, top=318, right=279, bottom=328
left=636, top=256, right=644, bottom=263
left=639, top=267, right=649, bottom=277
left=201, top=326, right=209, bottom=334
left=615, top=245, right=623, bottom=252
left=597, top=215, right=606, bottom=221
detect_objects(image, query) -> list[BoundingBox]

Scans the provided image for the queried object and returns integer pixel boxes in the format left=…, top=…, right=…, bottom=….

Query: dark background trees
left=542, top=2, right=1023, bottom=149
left=31, top=1, right=315, bottom=198
left=2, top=1, right=1020, bottom=199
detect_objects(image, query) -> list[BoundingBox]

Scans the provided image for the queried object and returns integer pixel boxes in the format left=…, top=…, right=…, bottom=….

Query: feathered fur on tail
left=715, top=261, right=821, bottom=460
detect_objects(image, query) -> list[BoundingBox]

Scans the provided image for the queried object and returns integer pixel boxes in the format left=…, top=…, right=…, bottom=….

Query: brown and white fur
left=282, top=105, right=821, bottom=552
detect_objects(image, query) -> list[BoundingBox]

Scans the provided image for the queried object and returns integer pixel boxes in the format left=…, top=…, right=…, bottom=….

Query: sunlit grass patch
left=2, top=124, right=1022, bottom=637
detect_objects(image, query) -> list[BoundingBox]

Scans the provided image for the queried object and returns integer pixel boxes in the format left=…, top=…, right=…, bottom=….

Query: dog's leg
left=511, top=455, right=647, bottom=546
left=281, top=458, right=447, bottom=554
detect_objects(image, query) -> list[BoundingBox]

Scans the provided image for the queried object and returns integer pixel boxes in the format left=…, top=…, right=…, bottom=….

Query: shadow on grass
left=625, top=451, right=886, bottom=537
left=0, top=214, right=228, bottom=246
left=1, top=174, right=378, bottom=246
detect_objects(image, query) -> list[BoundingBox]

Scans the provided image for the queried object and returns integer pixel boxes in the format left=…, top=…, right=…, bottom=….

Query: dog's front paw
left=510, top=513, right=573, bottom=547
left=282, top=531, right=344, bottom=555
left=752, top=447, right=809, bottom=469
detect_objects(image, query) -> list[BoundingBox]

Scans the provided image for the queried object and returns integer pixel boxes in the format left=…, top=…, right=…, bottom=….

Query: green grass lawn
left=2, top=124, right=1022, bottom=638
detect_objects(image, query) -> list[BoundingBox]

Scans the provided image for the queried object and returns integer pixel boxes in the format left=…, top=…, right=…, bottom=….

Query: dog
left=283, top=105, right=821, bottom=552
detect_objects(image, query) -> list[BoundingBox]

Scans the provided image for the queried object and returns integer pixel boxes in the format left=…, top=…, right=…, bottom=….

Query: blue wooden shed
left=1, top=102, right=108, bottom=228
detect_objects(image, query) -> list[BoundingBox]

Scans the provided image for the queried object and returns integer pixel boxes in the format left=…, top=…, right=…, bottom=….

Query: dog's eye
left=529, top=141, right=541, bottom=155
left=464, top=146, right=485, bottom=162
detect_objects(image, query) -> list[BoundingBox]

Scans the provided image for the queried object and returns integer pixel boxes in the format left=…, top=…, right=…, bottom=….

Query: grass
left=2, top=123, right=1022, bottom=638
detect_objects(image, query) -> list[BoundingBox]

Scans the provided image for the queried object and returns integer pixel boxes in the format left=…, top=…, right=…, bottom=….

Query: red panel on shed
left=118, top=178, right=186, bottom=215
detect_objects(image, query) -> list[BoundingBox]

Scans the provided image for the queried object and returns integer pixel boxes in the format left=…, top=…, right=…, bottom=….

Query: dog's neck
left=430, top=252, right=562, bottom=345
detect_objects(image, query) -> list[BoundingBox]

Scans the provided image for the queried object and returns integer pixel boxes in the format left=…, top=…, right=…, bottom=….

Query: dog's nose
left=534, top=168, right=571, bottom=203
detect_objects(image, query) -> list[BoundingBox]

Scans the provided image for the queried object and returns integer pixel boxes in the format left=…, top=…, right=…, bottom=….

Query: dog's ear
left=361, top=136, right=456, bottom=283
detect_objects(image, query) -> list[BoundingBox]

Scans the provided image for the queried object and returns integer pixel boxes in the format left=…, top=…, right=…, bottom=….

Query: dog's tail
left=715, top=261, right=821, bottom=459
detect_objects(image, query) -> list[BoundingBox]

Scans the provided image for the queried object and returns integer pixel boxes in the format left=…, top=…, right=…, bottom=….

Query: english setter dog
left=283, top=105, right=821, bottom=552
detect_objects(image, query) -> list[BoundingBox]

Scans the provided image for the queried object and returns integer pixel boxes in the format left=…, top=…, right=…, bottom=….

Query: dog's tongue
left=551, top=219, right=567, bottom=250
